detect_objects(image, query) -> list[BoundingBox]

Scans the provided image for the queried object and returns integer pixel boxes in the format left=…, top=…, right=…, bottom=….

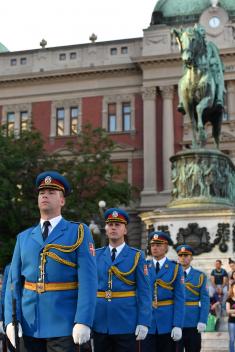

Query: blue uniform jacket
left=93, top=244, right=152, bottom=334
left=4, top=218, right=97, bottom=338
left=183, top=267, right=210, bottom=327
left=147, top=258, right=185, bottom=334
left=0, top=264, right=10, bottom=322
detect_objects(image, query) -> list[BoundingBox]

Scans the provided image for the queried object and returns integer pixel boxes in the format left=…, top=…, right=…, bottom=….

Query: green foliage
left=0, top=124, right=136, bottom=267
left=56, top=124, right=136, bottom=222
left=0, top=128, right=53, bottom=267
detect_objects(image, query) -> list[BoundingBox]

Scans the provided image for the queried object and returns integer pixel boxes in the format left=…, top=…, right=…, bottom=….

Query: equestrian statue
left=172, top=24, right=225, bottom=149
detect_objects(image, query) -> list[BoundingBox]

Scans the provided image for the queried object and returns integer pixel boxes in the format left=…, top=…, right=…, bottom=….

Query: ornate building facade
left=0, top=0, right=235, bottom=248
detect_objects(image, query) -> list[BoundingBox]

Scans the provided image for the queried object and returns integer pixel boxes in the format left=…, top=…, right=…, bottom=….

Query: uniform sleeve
left=136, top=251, right=152, bottom=327
left=0, top=264, right=10, bottom=322
left=4, top=237, right=22, bottom=326
left=74, top=224, right=98, bottom=327
left=173, top=264, right=185, bottom=328
left=199, top=274, right=210, bottom=324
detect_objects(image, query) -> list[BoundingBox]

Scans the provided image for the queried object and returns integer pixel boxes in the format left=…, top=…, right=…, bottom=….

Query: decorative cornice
left=0, top=64, right=141, bottom=86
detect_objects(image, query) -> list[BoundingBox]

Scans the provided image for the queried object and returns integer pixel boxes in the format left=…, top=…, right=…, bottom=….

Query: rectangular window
left=108, top=103, right=117, bottom=132
left=20, top=57, right=27, bottom=65
left=70, top=52, right=77, bottom=60
left=122, top=102, right=131, bottom=131
left=7, top=112, right=15, bottom=135
left=70, top=107, right=79, bottom=135
left=59, top=53, right=66, bottom=61
left=10, top=58, right=17, bottom=66
left=20, top=111, right=29, bottom=133
left=121, top=46, right=128, bottom=54
left=56, top=108, right=65, bottom=136
left=110, top=48, right=117, bottom=55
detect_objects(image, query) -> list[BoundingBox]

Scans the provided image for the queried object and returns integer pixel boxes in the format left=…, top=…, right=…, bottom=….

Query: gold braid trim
left=109, top=251, right=141, bottom=286
left=185, top=273, right=204, bottom=296
left=45, top=252, right=77, bottom=268
left=39, top=224, right=84, bottom=282
left=155, top=263, right=179, bottom=291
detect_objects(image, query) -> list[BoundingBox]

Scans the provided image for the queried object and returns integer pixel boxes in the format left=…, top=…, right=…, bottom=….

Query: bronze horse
left=173, top=25, right=225, bottom=148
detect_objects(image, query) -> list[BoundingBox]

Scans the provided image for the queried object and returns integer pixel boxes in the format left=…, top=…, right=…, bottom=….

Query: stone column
left=141, top=86, right=157, bottom=206
left=227, top=81, right=235, bottom=121
left=160, top=85, right=174, bottom=191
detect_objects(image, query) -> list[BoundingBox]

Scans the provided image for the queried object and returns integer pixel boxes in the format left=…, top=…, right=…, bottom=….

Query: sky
left=0, top=0, right=157, bottom=52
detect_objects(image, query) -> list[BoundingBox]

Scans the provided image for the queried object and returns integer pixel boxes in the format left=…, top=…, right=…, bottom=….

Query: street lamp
left=89, top=200, right=107, bottom=247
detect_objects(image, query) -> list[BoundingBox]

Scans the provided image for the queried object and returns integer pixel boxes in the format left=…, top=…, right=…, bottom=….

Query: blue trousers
left=228, top=323, right=235, bottom=352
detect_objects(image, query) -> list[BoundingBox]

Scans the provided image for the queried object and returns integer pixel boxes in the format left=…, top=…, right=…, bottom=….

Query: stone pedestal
left=140, top=206, right=235, bottom=274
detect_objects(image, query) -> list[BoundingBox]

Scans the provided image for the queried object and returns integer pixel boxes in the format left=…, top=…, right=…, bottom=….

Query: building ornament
left=142, top=86, right=156, bottom=100
left=160, top=85, right=174, bottom=99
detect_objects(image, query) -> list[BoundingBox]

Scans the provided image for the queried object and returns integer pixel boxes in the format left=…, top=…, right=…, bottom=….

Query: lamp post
left=89, top=200, right=107, bottom=247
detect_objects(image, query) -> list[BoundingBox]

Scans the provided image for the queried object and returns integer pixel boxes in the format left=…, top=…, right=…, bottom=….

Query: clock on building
left=209, top=16, right=221, bottom=28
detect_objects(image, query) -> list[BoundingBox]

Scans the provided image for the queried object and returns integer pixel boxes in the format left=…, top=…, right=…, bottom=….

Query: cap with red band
left=104, top=208, right=129, bottom=225
left=36, top=171, right=71, bottom=197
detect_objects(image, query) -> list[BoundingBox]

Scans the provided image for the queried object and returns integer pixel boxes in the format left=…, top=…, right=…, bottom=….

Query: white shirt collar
left=153, top=256, right=166, bottom=268
left=109, top=242, right=126, bottom=258
left=40, top=215, right=62, bottom=235
left=185, top=266, right=191, bottom=275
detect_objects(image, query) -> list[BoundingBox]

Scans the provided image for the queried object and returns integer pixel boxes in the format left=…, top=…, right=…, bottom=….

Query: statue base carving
left=168, top=149, right=235, bottom=208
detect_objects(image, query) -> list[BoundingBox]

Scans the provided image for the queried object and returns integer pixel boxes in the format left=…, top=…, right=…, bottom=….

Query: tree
left=0, top=124, right=136, bottom=267
left=56, top=124, right=136, bottom=222
left=0, top=128, right=52, bottom=266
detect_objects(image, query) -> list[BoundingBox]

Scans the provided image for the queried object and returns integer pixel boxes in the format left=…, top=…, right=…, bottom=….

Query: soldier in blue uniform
left=176, top=245, right=210, bottom=352
left=4, top=171, right=97, bottom=352
left=141, top=231, right=185, bottom=352
left=93, top=208, right=152, bottom=352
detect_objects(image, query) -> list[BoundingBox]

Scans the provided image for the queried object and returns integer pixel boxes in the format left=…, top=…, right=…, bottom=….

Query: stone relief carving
left=171, top=152, right=235, bottom=205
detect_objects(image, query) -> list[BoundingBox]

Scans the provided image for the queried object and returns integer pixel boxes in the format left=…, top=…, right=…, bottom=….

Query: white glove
left=135, top=325, right=148, bottom=340
left=72, top=323, right=90, bottom=345
left=197, top=322, right=206, bottom=333
left=0, top=321, right=4, bottom=334
left=171, top=327, right=182, bottom=341
left=6, top=322, right=23, bottom=347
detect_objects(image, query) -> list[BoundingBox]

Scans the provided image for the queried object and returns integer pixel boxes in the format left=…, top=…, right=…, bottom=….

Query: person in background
left=176, top=245, right=210, bottom=352
left=4, top=171, right=97, bottom=352
left=0, top=263, right=15, bottom=352
left=229, top=259, right=235, bottom=279
left=210, top=259, right=228, bottom=308
left=93, top=208, right=152, bottom=352
left=230, top=271, right=235, bottom=287
left=141, top=231, right=185, bottom=352
left=226, top=281, right=235, bottom=352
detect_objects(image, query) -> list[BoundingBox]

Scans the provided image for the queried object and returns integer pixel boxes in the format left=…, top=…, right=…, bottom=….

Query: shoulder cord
left=153, top=264, right=179, bottom=301
left=155, top=263, right=179, bottom=291
left=39, top=224, right=84, bottom=283
left=185, top=273, right=204, bottom=296
left=108, top=251, right=141, bottom=288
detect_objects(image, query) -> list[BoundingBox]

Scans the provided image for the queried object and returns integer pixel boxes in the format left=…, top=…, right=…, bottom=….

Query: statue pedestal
left=169, top=149, right=235, bottom=208
left=140, top=205, right=235, bottom=274
left=140, top=148, right=235, bottom=274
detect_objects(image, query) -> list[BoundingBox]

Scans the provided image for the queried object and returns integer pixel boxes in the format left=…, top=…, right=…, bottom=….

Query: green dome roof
left=0, top=42, right=9, bottom=52
left=151, top=0, right=235, bottom=25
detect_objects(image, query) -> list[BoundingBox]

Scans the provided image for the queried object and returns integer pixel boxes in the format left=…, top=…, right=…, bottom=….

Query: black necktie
left=42, top=221, right=51, bottom=241
left=184, top=271, right=187, bottom=279
left=111, top=248, right=117, bottom=262
left=156, top=261, right=160, bottom=274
